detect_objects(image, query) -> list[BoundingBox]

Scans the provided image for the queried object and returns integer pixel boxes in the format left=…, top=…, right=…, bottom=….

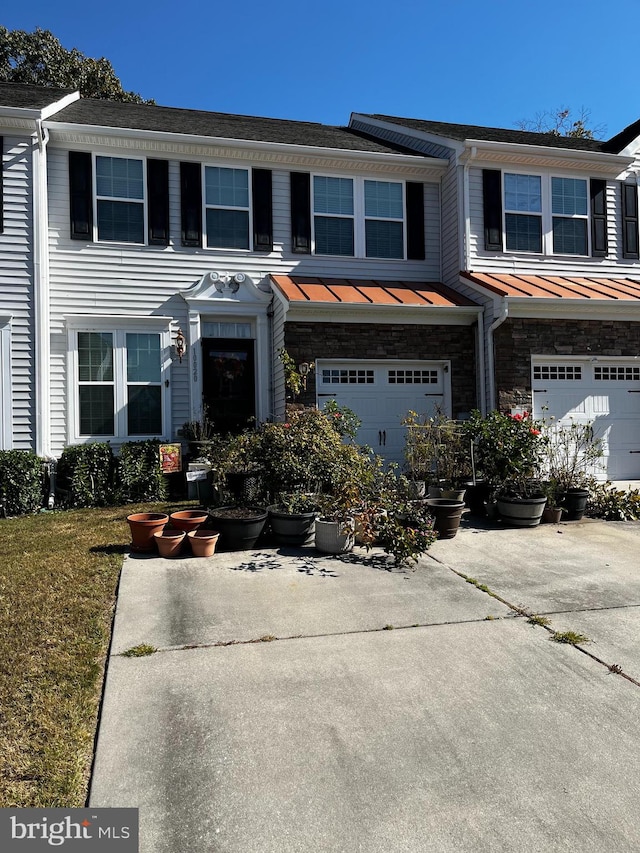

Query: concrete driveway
left=90, top=518, right=640, bottom=852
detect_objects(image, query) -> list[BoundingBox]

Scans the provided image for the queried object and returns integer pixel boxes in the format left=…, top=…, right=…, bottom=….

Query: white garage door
left=316, top=359, right=450, bottom=466
left=531, top=359, right=640, bottom=481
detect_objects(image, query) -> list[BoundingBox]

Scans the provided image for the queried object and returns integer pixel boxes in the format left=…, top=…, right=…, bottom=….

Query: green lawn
left=0, top=502, right=183, bottom=807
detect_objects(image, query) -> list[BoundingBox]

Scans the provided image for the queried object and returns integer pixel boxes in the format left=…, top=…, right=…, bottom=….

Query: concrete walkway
left=90, top=519, right=640, bottom=852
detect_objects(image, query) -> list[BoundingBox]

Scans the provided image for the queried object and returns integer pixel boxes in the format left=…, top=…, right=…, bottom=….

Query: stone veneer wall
left=494, top=317, right=640, bottom=410
left=284, top=321, right=477, bottom=416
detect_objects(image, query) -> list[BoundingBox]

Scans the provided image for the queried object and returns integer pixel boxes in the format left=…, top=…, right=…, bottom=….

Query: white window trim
left=202, top=163, right=253, bottom=252
left=502, top=169, right=591, bottom=257
left=66, top=315, right=172, bottom=445
left=311, top=174, right=407, bottom=260
left=0, top=316, right=12, bottom=450
left=93, top=152, right=148, bottom=246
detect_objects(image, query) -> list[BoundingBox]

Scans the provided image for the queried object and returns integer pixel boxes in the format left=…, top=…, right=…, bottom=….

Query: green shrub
left=116, top=440, right=168, bottom=503
left=587, top=482, right=640, bottom=521
left=57, top=443, right=115, bottom=507
left=0, top=450, right=45, bottom=516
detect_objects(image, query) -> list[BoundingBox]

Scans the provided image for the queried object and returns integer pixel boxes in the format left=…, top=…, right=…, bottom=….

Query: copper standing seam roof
left=461, top=271, right=640, bottom=301
left=270, top=275, right=478, bottom=308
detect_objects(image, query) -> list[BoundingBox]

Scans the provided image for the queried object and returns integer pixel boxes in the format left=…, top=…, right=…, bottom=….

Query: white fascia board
left=350, top=113, right=464, bottom=157
left=40, top=91, right=80, bottom=119
left=460, top=139, right=633, bottom=174
left=506, top=297, right=640, bottom=321
left=0, top=92, right=79, bottom=123
left=285, top=302, right=482, bottom=326
left=45, top=120, right=448, bottom=172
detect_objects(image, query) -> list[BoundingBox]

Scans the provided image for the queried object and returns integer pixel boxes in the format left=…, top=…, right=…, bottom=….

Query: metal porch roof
left=271, top=275, right=477, bottom=308
left=461, top=272, right=640, bottom=301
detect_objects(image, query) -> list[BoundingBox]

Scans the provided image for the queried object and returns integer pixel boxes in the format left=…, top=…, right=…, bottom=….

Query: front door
left=202, top=339, right=256, bottom=434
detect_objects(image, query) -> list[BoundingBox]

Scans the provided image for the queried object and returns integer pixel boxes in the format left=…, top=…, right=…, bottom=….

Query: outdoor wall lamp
left=298, top=361, right=313, bottom=391
left=174, top=328, right=187, bottom=363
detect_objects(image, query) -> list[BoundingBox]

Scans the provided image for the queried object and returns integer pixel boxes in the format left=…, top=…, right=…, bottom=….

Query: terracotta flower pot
left=154, top=529, right=186, bottom=558
left=188, top=529, right=220, bottom=557
left=169, top=510, right=209, bottom=533
left=127, top=512, right=169, bottom=552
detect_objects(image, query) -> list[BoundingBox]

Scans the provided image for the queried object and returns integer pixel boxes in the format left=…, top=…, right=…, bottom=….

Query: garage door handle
left=630, top=451, right=640, bottom=454
left=424, top=393, right=444, bottom=397
left=318, top=393, right=337, bottom=397
left=383, top=430, right=386, bottom=446
left=628, top=390, right=640, bottom=393
left=378, top=431, right=382, bottom=446
left=533, top=389, right=547, bottom=392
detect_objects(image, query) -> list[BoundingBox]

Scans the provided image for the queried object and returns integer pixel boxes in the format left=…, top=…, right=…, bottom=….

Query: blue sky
left=4, top=0, right=640, bottom=139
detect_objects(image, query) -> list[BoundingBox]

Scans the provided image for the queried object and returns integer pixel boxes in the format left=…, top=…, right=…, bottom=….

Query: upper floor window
left=551, top=177, right=588, bottom=255
left=95, top=156, right=145, bottom=244
left=502, top=172, right=589, bottom=256
left=313, top=176, right=354, bottom=256
left=504, top=174, right=542, bottom=252
left=204, top=167, right=250, bottom=250
left=364, top=180, right=404, bottom=259
left=311, top=175, right=405, bottom=258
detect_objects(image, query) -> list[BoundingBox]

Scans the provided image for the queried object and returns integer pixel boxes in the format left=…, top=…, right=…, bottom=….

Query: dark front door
left=202, top=338, right=256, bottom=434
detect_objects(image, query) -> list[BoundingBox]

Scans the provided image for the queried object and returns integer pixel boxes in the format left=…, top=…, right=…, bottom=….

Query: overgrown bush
left=57, top=443, right=115, bottom=507
left=116, top=440, right=168, bottom=503
left=587, top=482, right=640, bottom=521
left=0, top=450, right=45, bottom=516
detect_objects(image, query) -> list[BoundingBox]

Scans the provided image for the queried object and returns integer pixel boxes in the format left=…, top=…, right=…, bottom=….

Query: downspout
left=462, top=147, right=487, bottom=413
left=32, top=118, right=51, bottom=461
left=486, top=299, right=508, bottom=412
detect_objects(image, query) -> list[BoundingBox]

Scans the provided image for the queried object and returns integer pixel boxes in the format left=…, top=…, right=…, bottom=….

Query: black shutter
left=180, top=162, right=202, bottom=247
left=147, top=159, right=169, bottom=246
left=0, top=137, right=3, bottom=234
left=406, top=182, right=425, bottom=260
left=590, top=179, right=608, bottom=257
left=482, top=169, right=503, bottom=251
left=69, top=151, right=93, bottom=240
left=290, top=172, right=311, bottom=254
left=252, top=168, right=273, bottom=251
left=622, top=182, right=639, bottom=260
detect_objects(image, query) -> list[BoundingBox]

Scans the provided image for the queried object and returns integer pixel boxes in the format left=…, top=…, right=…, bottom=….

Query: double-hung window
left=502, top=172, right=589, bottom=256
left=551, top=177, right=588, bottom=255
left=313, top=176, right=354, bottom=256
left=504, top=174, right=542, bottom=253
left=205, top=166, right=250, bottom=250
left=72, top=322, right=169, bottom=441
left=311, top=176, right=405, bottom=258
left=95, top=156, right=145, bottom=243
left=364, top=180, right=404, bottom=259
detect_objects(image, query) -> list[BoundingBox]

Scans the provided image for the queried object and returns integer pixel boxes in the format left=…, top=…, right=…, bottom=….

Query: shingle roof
left=0, top=82, right=75, bottom=110
left=462, top=272, right=640, bottom=300
left=601, top=118, right=640, bottom=154
left=363, top=114, right=607, bottom=152
left=272, top=275, right=478, bottom=308
left=50, top=98, right=432, bottom=155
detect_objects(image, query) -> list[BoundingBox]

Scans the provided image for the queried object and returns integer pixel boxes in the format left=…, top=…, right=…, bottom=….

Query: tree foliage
left=0, top=27, right=153, bottom=103
left=515, top=106, right=605, bottom=140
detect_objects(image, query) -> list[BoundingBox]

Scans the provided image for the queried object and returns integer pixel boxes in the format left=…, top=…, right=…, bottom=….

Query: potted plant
left=543, top=419, right=603, bottom=520
left=181, top=409, right=219, bottom=460
left=540, top=479, right=565, bottom=524
left=464, top=410, right=547, bottom=527
left=402, top=410, right=437, bottom=494
left=267, top=492, right=319, bottom=547
left=376, top=500, right=438, bottom=563
left=208, top=504, right=268, bottom=550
